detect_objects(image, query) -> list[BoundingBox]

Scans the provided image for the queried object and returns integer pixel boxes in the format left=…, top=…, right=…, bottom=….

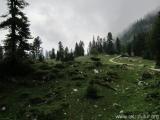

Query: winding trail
left=109, top=55, right=160, bottom=72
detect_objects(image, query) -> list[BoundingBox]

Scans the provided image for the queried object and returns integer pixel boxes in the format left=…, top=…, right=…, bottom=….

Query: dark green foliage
left=56, top=41, right=64, bottom=61
left=141, top=71, right=153, bottom=80
left=29, top=97, right=45, bottom=105
left=146, top=91, right=160, bottom=101
left=132, top=33, right=146, bottom=56
left=120, top=13, right=157, bottom=44
left=0, top=59, right=34, bottom=77
left=126, top=42, right=133, bottom=56
left=106, top=32, right=115, bottom=55
left=88, top=33, right=116, bottom=55
left=56, top=41, right=74, bottom=62
left=150, top=12, right=160, bottom=67
left=31, top=36, right=42, bottom=60
left=0, top=45, right=3, bottom=60
left=115, top=37, right=121, bottom=54
left=85, top=83, right=98, bottom=99
left=49, top=48, right=56, bottom=59
left=90, top=57, right=100, bottom=62
left=74, top=41, right=85, bottom=57
left=0, top=0, right=31, bottom=62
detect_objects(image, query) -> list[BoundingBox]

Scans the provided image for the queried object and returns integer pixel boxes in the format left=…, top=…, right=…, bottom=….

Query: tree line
left=88, top=33, right=121, bottom=55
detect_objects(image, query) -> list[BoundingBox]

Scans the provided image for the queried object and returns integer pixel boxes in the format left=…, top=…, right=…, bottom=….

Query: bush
left=33, top=69, right=50, bottom=80
left=0, top=59, right=34, bottom=78
left=55, top=63, right=65, bottom=69
left=90, top=57, right=100, bottom=62
left=85, top=83, right=98, bottom=99
left=141, top=71, right=152, bottom=80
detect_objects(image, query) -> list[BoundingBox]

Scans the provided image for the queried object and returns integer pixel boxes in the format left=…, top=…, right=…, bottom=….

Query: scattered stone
left=113, top=103, right=121, bottom=108
left=73, top=88, right=78, bottom=92
left=119, top=110, right=124, bottom=114
left=94, top=69, right=99, bottom=74
left=125, top=87, right=129, bottom=90
left=1, top=106, right=6, bottom=111
left=98, top=114, right=102, bottom=117
left=94, top=105, right=98, bottom=108
left=138, top=81, right=148, bottom=86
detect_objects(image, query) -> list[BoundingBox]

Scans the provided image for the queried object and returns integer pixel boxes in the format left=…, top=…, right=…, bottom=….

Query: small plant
left=141, top=71, right=152, bottom=80
left=85, top=82, right=98, bottom=99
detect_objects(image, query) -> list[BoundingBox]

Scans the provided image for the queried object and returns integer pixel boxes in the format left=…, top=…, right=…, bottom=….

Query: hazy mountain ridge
left=120, top=10, right=159, bottom=44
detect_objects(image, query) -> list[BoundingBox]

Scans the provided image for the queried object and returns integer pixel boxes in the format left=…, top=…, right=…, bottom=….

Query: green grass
left=0, top=55, right=159, bottom=120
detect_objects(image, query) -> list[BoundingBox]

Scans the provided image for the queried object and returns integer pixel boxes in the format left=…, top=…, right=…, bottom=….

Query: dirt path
left=109, top=55, right=160, bottom=72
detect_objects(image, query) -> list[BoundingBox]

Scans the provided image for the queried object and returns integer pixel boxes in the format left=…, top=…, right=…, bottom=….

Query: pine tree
left=107, top=32, right=115, bottom=55
left=64, top=47, right=69, bottom=61
left=74, top=42, right=79, bottom=57
left=127, top=43, right=132, bottom=56
left=49, top=48, right=55, bottom=59
left=115, top=37, right=121, bottom=54
left=151, top=12, right=160, bottom=67
left=0, top=0, right=31, bottom=63
left=0, top=45, right=3, bottom=60
left=56, top=41, right=64, bottom=61
left=31, top=36, right=42, bottom=60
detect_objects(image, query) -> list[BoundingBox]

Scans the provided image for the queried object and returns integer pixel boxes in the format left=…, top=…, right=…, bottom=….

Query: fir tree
left=115, top=37, right=121, bottom=54
left=151, top=12, right=160, bottom=67
left=0, top=45, right=3, bottom=60
left=49, top=48, right=55, bottom=59
left=0, top=0, right=31, bottom=63
left=31, top=36, right=42, bottom=60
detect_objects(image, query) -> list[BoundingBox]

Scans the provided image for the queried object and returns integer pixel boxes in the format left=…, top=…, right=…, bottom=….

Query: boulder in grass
left=1, top=106, right=6, bottom=112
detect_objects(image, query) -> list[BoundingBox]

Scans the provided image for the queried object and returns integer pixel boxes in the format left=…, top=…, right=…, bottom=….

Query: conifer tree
left=151, top=12, right=160, bottom=67
left=0, top=0, right=31, bottom=62
left=49, top=48, right=56, bottom=59
left=115, top=37, right=121, bottom=54
left=107, top=32, right=114, bottom=54
left=32, top=36, right=42, bottom=60
left=56, top=41, right=64, bottom=61
left=0, top=45, right=3, bottom=60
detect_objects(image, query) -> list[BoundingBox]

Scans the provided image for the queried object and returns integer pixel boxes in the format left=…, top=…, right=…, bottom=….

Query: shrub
left=55, top=63, right=65, bottom=69
left=141, top=71, right=153, bottom=80
left=33, top=69, right=50, bottom=80
left=90, top=57, right=100, bottom=62
left=85, top=83, right=98, bottom=99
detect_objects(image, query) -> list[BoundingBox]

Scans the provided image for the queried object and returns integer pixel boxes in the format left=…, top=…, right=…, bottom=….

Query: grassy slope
left=0, top=55, right=159, bottom=120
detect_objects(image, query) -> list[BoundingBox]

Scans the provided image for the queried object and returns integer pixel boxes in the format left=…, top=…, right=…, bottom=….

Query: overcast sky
left=0, top=0, right=160, bottom=51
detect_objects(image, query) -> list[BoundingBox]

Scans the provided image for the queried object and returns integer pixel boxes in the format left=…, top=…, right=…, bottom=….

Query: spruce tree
left=0, top=0, right=31, bottom=63
left=49, top=48, right=56, bottom=59
left=31, top=36, right=42, bottom=60
left=115, top=37, right=121, bottom=54
left=151, top=12, right=160, bottom=67
left=56, top=41, right=64, bottom=61
left=107, top=32, right=114, bottom=55
left=0, top=45, right=3, bottom=60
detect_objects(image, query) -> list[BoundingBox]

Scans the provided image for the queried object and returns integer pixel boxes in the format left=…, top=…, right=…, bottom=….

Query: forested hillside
left=120, top=11, right=158, bottom=44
